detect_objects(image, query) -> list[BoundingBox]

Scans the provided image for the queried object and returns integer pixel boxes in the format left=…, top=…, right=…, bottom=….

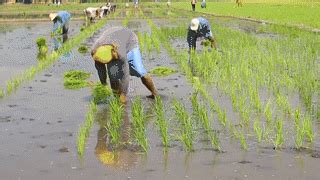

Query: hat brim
left=190, top=24, right=199, bottom=31
left=49, top=13, right=58, bottom=21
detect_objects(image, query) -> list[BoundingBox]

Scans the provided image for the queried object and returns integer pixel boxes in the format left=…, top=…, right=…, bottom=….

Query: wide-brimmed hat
left=190, top=18, right=200, bottom=31
left=92, top=45, right=114, bottom=64
left=49, top=13, right=58, bottom=21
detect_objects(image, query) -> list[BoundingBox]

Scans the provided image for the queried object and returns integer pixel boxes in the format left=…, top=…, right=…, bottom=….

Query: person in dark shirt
left=187, top=17, right=218, bottom=52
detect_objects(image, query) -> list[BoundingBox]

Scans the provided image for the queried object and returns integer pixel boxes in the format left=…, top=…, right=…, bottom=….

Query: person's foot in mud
left=146, top=94, right=157, bottom=99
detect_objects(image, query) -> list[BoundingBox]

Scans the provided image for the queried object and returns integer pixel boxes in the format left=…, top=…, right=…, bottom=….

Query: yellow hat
left=49, top=13, right=58, bottom=21
left=92, top=45, right=114, bottom=64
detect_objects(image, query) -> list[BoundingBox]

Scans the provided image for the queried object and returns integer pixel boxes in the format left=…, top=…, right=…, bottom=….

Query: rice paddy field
left=0, top=2, right=319, bottom=180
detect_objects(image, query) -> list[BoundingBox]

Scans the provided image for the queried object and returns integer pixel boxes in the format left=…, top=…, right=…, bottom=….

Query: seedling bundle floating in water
left=63, top=70, right=91, bottom=89
left=149, top=66, right=177, bottom=77
left=78, top=45, right=89, bottom=54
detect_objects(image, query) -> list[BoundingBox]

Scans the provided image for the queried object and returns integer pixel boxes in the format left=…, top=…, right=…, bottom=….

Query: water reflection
left=53, top=34, right=68, bottom=51
left=52, top=34, right=72, bottom=62
left=94, top=106, right=139, bottom=171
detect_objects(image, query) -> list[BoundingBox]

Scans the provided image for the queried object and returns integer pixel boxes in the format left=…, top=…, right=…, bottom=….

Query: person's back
left=57, top=11, right=71, bottom=25
left=92, top=27, right=139, bottom=58
left=50, top=11, right=71, bottom=34
left=91, top=27, right=139, bottom=93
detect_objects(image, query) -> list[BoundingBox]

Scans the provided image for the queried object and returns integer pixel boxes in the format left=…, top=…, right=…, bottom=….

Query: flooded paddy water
left=0, top=8, right=319, bottom=180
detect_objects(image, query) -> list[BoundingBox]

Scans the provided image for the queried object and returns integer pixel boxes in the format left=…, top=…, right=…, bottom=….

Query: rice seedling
left=264, top=99, right=273, bottom=125
left=150, top=27, right=160, bottom=54
left=0, top=87, right=4, bottom=98
left=92, top=83, right=112, bottom=104
left=144, top=33, right=152, bottom=54
left=217, top=108, right=227, bottom=127
left=107, top=97, right=124, bottom=148
left=149, top=66, right=177, bottom=77
left=276, top=94, right=292, bottom=116
left=5, top=81, right=14, bottom=95
left=131, top=96, right=148, bottom=152
left=77, top=101, right=97, bottom=157
left=63, top=70, right=91, bottom=89
left=173, top=99, right=194, bottom=151
left=122, top=17, right=129, bottom=27
left=198, top=101, right=221, bottom=151
left=273, top=118, right=284, bottom=150
left=155, top=96, right=169, bottom=148
left=302, top=114, right=314, bottom=143
left=239, top=132, right=248, bottom=150
left=78, top=45, right=89, bottom=54
left=295, top=124, right=304, bottom=150
left=253, top=118, right=263, bottom=143
left=137, top=32, right=145, bottom=53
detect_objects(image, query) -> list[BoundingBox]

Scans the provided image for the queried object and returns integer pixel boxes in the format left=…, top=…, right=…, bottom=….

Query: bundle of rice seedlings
left=149, top=66, right=177, bottom=77
left=63, top=70, right=91, bottom=89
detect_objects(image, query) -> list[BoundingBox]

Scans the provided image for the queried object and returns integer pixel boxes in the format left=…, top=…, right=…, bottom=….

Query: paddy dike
left=0, top=18, right=319, bottom=180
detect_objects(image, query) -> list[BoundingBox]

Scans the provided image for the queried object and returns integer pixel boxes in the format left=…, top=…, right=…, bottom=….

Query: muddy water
left=0, top=18, right=320, bottom=180
left=0, top=21, right=83, bottom=87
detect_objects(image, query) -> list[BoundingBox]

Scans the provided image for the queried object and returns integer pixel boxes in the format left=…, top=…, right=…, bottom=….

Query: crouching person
left=91, top=27, right=158, bottom=104
left=84, top=7, right=102, bottom=23
left=49, top=11, right=71, bottom=35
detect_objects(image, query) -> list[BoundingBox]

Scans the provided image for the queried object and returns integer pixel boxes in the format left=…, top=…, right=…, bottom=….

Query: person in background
left=91, top=27, right=158, bottom=104
left=187, top=17, right=220, bottom=64
left=134, top=0, right=139, bottom=8
left=191, top=0, right=197, bottom=11
left=201, top=0, right=206, bottom=8
left=49, top=11, right=71, bottom=35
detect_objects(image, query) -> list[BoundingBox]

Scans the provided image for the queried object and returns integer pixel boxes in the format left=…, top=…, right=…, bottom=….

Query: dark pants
left=94, top=61, right=107, bottom=85
left=192, top=4, right=195, bottom=11
left=62, top=24, right=69, bottom=34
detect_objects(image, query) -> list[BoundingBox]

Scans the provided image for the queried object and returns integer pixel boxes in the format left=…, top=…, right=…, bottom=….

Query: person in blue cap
left=49, top=11, right=71, bottom=35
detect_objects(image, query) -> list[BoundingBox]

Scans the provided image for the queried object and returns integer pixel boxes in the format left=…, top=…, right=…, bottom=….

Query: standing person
left=201, top=0, right=206, bottom=8
left=134, top=0, right=139, bottom=8
left=91, top=27, right=158, bottom=104
left=49, top=11, right=71, bottom=35
left=191, top=0, right=197, bottom=11
left=236, top=0, right=243, bottom=7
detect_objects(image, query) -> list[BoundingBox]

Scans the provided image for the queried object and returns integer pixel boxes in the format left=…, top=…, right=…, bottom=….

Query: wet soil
left=0, top=19, right=319, bottom=180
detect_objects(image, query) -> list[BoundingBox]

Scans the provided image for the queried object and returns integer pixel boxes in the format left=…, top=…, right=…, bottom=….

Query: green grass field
left=172, top=2, right=320, bottom=29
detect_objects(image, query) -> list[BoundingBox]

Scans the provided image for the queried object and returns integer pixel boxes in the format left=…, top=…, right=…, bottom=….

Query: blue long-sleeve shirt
left=53, top=11, right=71, bottom=33
left=187, top=17, right=213, bottom=49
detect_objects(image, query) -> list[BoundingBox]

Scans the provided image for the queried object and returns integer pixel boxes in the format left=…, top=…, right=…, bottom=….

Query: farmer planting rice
left=49, top=11, right=71, bottom=35
left=84, top=7, right=103, bottom=23
left=187, top=17, right=218, bottom=52
left=91, top=27, right=158, bottom=104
